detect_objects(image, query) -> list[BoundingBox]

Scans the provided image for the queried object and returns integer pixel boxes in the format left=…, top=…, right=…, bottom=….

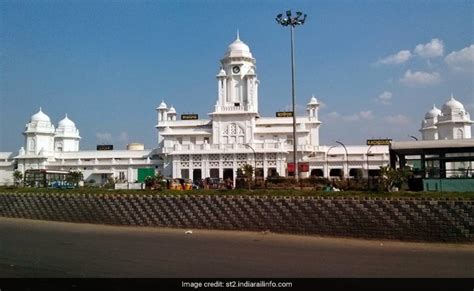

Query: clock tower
left=211, top=33, right=260, bottom=144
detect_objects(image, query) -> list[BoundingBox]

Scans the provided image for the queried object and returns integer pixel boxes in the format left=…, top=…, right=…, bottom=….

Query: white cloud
left=400, top=70, right=440, bottom=86
left=318, top=100, right=327, bottom=109
left=96, top=131, right=130, bottom=146
left=375, top=91, right=393, bottom=105
left=327, top=111, right=341, bottom=119
left=325, top=111, right=373, bottom=121
left=359, top=110, right=374, bottom=120
left=414, top=38, right=444, bottom=58
left=444, top=44, right=474, bottom=72
left=342, top=114, right=360, bottom=122
left=95, top=132, right=113, bottom=144
left=385, top=114, right=411, bottom=125
left=118, top=131, right=129, bottom=143
left=377, top=50, right=412, bottom=65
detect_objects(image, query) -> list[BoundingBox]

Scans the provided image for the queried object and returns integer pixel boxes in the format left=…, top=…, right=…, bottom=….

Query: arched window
left=310, top=169, right=324, bottom=177
left=457, top=129, right=464, bottom=139
left=329, top=169, right=343, bottom=177
left=28, top=139, right=35, bottom=152
left=349, top=168, right=363, bottom=178
left=222, top=123, right=245, bottom=144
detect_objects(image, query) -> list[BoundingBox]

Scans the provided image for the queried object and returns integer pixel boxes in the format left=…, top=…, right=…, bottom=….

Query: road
left=0, top=217, right=472, bottom=278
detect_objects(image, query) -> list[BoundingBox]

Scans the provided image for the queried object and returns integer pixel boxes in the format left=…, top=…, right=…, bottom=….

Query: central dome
left=225, top=33, right=253, bottom=58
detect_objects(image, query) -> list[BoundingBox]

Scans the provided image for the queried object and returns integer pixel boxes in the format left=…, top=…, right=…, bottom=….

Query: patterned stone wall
left=0, top=193, right=472, bottom=242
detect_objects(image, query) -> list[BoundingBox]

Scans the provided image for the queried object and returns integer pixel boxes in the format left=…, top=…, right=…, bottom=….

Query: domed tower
left=420, top=105, right=441, bottom=140
left=214, top=32, right=259, bottom=114
left=307, top=95, right=321, bottom=145
left=437, top=95, right=472, bottom=140
left=168, top=106, right=177, bottom=121
left=54, top=114, right=81, bottom=152
left=211, top=32, right=260, bottom=145
left=307, top=95, right=319, bottom=119
left=156, top=100, right=168, bottom=146
left=23, top=108, right=55, bottom=155
left=156, top=100, right=168, bottom=123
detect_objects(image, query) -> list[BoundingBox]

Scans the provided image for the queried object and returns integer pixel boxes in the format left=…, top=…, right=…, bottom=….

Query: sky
left=1, top=0, right=473, bottom=152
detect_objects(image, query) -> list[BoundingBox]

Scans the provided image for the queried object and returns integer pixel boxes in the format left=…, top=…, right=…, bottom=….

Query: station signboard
left=366, top=139, right=392, bottom=146
left=276, top=111, right=293, bottom=118
left=287, top=163, right=309, bottom=172
left=97, top=145, right=113, bottom=151
left=181, top=114, right=198, bottom=120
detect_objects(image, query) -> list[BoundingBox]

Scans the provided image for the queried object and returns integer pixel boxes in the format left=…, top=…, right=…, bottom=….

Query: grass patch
left=0, top=186, right=472, bottom=199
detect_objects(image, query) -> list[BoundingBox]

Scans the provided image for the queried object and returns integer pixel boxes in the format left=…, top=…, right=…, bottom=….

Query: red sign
left=287, top=163, right=309, bottom=173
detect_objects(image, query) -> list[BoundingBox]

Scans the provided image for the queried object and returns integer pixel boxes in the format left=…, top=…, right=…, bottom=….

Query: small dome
left=442, top=95, right=465, bottom=114
left=58, top=114, right=76, bottom=128
left=168, top=106, right=176, bottom=114
left=308, top=95, right=318, bottom=105
left=217, top=67, right=226, bottom=77
left=157, top=100, right=168, bottom=110
left=31, top=108, right=51, bottom=123
left=425, top=105, right=441, bottom=119
left=225, top=32, right=253, bottom=58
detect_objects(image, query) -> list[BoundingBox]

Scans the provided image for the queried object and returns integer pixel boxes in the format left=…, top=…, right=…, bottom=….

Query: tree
left=144, top=172, right=164, bottom=190
left=378, top=166, right=411, bottom=192
left=13, top=170, right=23, bottom=187
left=66, top=170, right=83, bottom=187
left=241, top=164, right=254, bottom=190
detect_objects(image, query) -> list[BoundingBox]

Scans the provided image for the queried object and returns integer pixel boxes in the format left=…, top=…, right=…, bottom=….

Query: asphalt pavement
left=0, top=217, right=472, bottom=278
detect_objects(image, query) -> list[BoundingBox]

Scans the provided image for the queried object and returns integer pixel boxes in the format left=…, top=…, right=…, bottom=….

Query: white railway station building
left=0, top=35, right=471, bottom=186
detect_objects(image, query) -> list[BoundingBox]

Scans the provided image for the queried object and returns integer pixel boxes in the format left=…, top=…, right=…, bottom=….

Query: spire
left=39, top=106, right=42, bottom=112
left=451, top=93, right=455, bottom=100
left=236, top=29, right=240, bottom=40
left=65, top=113, right=68, bottom=118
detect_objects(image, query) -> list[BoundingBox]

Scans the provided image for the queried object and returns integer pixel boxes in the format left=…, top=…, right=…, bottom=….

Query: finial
left=236, top=29, right=240, bottom=40
left=39, top=106, right=42, bottom=112
left=450, top=93, right=455, bottom=100
left=65, top=113, right=68, bottom=118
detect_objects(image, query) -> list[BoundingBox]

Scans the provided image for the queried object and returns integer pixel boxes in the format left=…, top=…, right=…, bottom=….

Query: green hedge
left=0, top=186, right=472, bottom=199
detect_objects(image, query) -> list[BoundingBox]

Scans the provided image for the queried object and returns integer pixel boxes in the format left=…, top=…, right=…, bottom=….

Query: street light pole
left=243, top=143, right=257, bottom=190
left=366, top=145, right=374, bottom=190
left=326, top=145, right=337, bottom=179
left=276, top=10, right=307, bottom=181
left=243, top=143, right=257, bottom=177
left=336, top=141, right=348, bottom=178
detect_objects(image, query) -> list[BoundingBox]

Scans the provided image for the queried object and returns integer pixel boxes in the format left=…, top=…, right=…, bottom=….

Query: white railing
left=214, top=104, right=254, bottom=112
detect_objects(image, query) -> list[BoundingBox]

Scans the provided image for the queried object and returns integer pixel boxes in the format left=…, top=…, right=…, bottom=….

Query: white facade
left=1, top=36, right=472, bottom=186
left=155, top=35, right=390, bottom=183
left=12, top=109, right=161, bottom=186
left=420, top=95, right=472, bottom=140
left=0, top=152, right=15, bottom=186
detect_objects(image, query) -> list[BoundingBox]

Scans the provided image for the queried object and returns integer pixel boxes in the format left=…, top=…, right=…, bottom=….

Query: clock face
left=232, top=66, right=240, bottom=74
